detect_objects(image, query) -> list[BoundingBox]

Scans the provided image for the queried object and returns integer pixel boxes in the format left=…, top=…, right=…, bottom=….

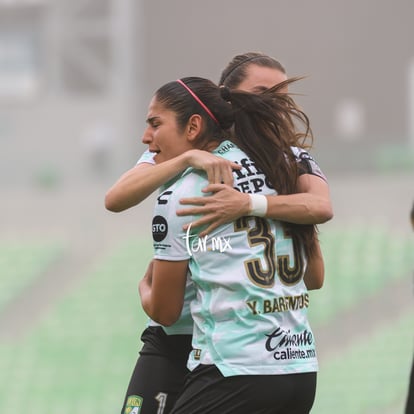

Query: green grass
left=308, top=226, right=414, bottom=326
left=312, top=311, right=414, bottom=414
left=0, top=238, right=153, bottom=414
left=0, top=226, right=412, bottom=413
left=0, top=242, right=64, bottom=311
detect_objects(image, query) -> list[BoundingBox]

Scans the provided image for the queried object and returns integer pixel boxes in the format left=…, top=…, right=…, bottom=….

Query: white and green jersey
left=136, top=149, right=194, bottom=335
left=137, top=147, right=327, bottom=180
left=152, top=140, right=318, bottom=376
left=136, top=149, right=156, bottom=165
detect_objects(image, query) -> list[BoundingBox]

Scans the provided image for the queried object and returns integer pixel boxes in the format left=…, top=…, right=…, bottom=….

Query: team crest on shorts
left=194, top=348, right=202, bottom=360
left=124, top=395, right=143, bottom=414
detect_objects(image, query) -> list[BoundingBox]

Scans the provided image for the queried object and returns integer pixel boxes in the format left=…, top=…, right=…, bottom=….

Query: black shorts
left=120, top=326, right=192, bottom=414
left=170, top=364, right=317, bottom=414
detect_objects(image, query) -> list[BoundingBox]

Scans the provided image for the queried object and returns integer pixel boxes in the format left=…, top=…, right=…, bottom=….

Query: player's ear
left=186, top=114, right=203, bottom=142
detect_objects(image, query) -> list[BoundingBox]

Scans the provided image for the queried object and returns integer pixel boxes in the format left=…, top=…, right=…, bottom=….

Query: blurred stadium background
left=0, top=0, right=413, bottom=413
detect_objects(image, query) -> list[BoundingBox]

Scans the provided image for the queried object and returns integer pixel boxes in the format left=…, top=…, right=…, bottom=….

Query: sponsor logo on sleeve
left=152, top=215, right=168, bottom=242
left=157, top=190, right=172, bottom=205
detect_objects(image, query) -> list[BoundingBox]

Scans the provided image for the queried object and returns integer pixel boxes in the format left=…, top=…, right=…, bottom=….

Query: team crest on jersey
left=124, top=395, right=143, bottom=414
left=152, top=215, right=168, bottom=242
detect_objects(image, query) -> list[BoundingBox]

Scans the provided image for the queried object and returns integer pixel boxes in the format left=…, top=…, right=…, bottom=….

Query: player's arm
left=105, top=149, right=240, bottom=212
left=177, top=175, right=333, bottom=237
left=177, top=148, right=333, bottom=235
left=303, top=238, right=325, bottom=290
left=139, top=259, right=189, bottom=326
left=266, top=173, right=333, bottom=224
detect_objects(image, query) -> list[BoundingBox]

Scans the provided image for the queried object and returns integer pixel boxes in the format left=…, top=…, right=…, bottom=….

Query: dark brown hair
left=154, top=76, right=317, bottom=258
left=219, top=52, right=286, bottom=89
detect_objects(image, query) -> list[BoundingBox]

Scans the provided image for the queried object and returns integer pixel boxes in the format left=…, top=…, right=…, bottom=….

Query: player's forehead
left=239, top=64, right=287, bottom=93
left=146, top=96, right=176, bottom=123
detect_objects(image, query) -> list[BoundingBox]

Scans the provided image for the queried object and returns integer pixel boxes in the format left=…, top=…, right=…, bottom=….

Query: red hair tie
left=176, top=79, right=219, bottom=125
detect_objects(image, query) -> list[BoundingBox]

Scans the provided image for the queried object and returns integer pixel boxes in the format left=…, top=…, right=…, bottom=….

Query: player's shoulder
left=290, top=146, right=313, bottom=159
left=179, top=167, right=208, bottom=187
left=291, top=146, right=327, bottom=181
left=158, top=167, right=207, bottom=203
left=213, top=140, right=245, bottom=160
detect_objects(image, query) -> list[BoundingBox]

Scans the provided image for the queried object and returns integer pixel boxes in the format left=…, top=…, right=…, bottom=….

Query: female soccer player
left=140, top=76, right=323, bottom=413
left=105, top=53, right=332, bottom=229
left=113, top=53, right=330, bottom=414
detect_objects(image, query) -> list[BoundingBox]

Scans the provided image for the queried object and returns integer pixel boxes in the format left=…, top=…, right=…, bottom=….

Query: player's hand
left=177, top=184, right=250, bottom=237
left=185, top=150, right=241, bottom=185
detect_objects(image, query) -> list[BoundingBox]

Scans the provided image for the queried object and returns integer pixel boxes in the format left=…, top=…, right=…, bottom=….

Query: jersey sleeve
left=291, top=147, right=327, bottom=182
left=136, top=149, right=156, bottom=166
left=152, top=170, right=207, bottom=261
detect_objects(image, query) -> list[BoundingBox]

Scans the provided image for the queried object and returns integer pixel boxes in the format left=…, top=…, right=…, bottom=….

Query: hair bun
left=220, top=86, right=232, bottom=102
